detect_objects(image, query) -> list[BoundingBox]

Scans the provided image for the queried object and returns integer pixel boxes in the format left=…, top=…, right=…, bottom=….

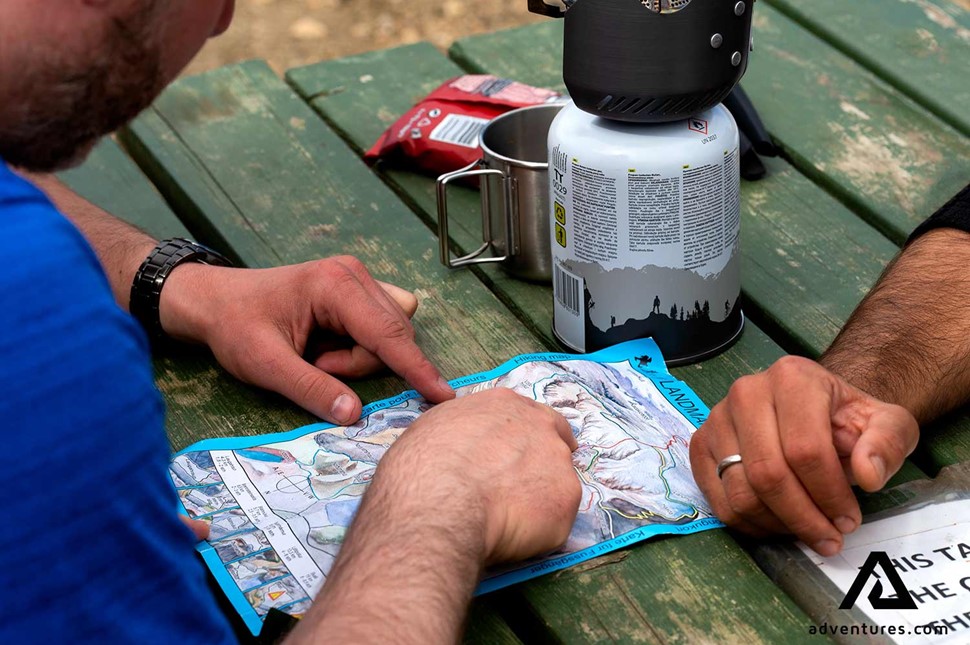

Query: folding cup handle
left=436, top=162, right=511, bottom=269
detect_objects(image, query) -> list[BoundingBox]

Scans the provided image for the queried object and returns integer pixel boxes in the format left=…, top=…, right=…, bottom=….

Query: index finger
left=524, top=396, right=579, bottom=451
left=551, top=408, right=579, bottom=452
left=327, top=274, right=454, bottom=403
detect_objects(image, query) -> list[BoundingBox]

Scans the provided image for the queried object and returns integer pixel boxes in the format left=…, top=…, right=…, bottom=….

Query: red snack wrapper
left=365, top=75, right=561, bottom=177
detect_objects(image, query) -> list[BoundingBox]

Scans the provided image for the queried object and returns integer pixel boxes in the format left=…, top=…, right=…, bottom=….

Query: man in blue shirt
left=0, top=1, right=581, bottom=642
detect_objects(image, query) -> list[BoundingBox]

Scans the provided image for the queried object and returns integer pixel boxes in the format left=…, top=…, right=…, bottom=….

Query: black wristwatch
left=130, top=238, right=233, bottom=341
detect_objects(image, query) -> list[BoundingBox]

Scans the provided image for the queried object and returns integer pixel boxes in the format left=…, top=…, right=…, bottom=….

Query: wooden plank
left=58, top=137, right=191, bottom=240
left=446, top=23, right=970, bottom=631
left=287, top=44, right=558, bottom=349
left=466, top=602, right=523, bottom=645
left=742, top=5, right=970, bottom=243
left=103, top=60, right=533, bottom=644
left=121, top=61, right=550, bottom=399
left=288, top=44, right=828, bottom=644
left=446, top=32, right=899, bottom=357
left=288, top=40, right=970, bottom=642
left=764, top=0, right=970, bottom=137
left=450, top=9, right=970, bottom=246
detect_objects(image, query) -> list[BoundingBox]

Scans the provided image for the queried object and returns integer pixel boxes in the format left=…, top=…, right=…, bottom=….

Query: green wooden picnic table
left=59, top=0, right=969, bottom=642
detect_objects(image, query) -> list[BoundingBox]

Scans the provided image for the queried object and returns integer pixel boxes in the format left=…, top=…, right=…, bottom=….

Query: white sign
left=799, top=499, right=970, bottom=643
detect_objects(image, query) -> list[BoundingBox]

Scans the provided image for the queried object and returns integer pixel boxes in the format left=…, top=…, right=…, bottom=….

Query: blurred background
left=185, top=0, right=542, bottom=76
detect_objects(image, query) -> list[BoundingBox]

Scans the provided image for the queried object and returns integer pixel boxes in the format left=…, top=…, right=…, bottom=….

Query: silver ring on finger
left=716, top=454, right=744, bottom=479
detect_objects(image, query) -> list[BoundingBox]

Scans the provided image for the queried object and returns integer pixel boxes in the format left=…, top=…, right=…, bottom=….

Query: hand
left=375, top=388, right=582, bottom=565
left=287, top=389, right=581, bottom=644
left=180, top=516, right=210, bottom=541
left=159, top=256, right=455, bottom=424
left=689, top=356, right=919, bottom=556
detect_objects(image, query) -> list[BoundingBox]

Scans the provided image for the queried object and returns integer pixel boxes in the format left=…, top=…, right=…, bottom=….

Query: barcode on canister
left=554, top=264, right=581, bottom=317
left=429, top=114, right=489, bottom=149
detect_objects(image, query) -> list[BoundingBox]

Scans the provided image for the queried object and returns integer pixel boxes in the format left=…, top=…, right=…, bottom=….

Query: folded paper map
left=170, top=339, right=723, bottom=635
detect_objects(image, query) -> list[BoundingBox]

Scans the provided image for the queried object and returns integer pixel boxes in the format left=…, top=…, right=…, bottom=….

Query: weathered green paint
left=285, top=39, right=969, bottom=640
left=450, top=8, right=970, bottom=246
left=743, top=5, right=970, bottom=243
left=116, top=60, right=547, bottom=642
left=765, top=0, right=970, bottom=137
left=288, top=45, right=828, bottom=643
left=917, top=414, right=970, bottom=473
left=58, top=137, right=192, bottom=240
left=53, top=31, right=963, bottom=644
left=288, top=45, right=885, bottom=362
left=448, top=21, right=568, bottom=94
left=465, top=601, right=524, bottom=645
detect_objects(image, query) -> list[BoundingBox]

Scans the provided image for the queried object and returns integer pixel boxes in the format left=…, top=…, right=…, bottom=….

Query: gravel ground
left=184, top=0, right=543, bottom=76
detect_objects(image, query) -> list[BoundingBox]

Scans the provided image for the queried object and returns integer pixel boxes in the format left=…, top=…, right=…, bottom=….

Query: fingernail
left=835, top=516, right=858, bottom=534
left=812, top=539, right=842, bottom=557
left=331, top=394, right=355, bottom=424
left=437, top=377, right=454, bottom=393
left=870, top=455, right=886, bottom=484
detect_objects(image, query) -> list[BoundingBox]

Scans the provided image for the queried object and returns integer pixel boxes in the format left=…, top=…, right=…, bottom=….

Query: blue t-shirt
left=0, top=161, right=236, bottom=643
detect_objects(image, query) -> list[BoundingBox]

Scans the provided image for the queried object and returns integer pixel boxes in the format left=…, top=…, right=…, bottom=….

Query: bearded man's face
left=0, top=0, right=235, bottom=172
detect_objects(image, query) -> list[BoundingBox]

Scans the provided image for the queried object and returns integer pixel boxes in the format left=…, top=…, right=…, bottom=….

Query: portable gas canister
left=532, top=0, right=753, bottom=363
left=548, top=101, right=743, bottom=364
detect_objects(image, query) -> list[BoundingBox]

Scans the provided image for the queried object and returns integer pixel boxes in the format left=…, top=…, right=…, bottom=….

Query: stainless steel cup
left=437, top=103, right=564, bottom=283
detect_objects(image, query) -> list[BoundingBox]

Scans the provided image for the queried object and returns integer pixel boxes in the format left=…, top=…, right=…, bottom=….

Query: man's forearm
left=288, top=466, right=486, bottom=643
left=21, top=172, right=156, bottom=310
left=821, top=228, right=970, bottom=424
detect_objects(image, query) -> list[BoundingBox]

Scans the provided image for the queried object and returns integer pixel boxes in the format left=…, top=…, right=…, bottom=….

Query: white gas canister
left=548, top=100, right=744, bottom=364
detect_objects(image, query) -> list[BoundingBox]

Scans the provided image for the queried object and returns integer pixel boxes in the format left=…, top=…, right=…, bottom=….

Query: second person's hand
left=690, top=356, right=919, bottom=556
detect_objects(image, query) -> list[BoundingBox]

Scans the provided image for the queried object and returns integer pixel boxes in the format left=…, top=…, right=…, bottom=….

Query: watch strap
left=129, top=238, right=232, bottom=342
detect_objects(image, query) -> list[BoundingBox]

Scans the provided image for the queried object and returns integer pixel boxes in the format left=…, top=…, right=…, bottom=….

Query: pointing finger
left=321, top=263, right=454, bottom=403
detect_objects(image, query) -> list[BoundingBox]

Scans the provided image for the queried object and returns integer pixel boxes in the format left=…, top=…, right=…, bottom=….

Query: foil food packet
left=365, top=75, right=561, bottom=178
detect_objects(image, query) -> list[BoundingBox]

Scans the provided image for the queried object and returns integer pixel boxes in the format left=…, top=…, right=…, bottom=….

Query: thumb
left=180, top=516, right=210, bottom=541
left=850, top=403, right=919, bottom=492
left=377, top=280, right=419, bottom=318
left=259, top=340, right=363, bottom=425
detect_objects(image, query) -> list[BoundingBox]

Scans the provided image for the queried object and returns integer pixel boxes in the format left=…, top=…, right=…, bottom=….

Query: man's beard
left=0, top=10, right=164, bottom=172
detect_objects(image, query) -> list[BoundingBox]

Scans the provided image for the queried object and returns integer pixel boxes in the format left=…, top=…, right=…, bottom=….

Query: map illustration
left=170, top=339, right=722, bottom=635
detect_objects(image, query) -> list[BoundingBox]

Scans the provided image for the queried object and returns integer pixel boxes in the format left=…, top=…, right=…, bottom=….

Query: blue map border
left=174, top=338, right=724, bottom=635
